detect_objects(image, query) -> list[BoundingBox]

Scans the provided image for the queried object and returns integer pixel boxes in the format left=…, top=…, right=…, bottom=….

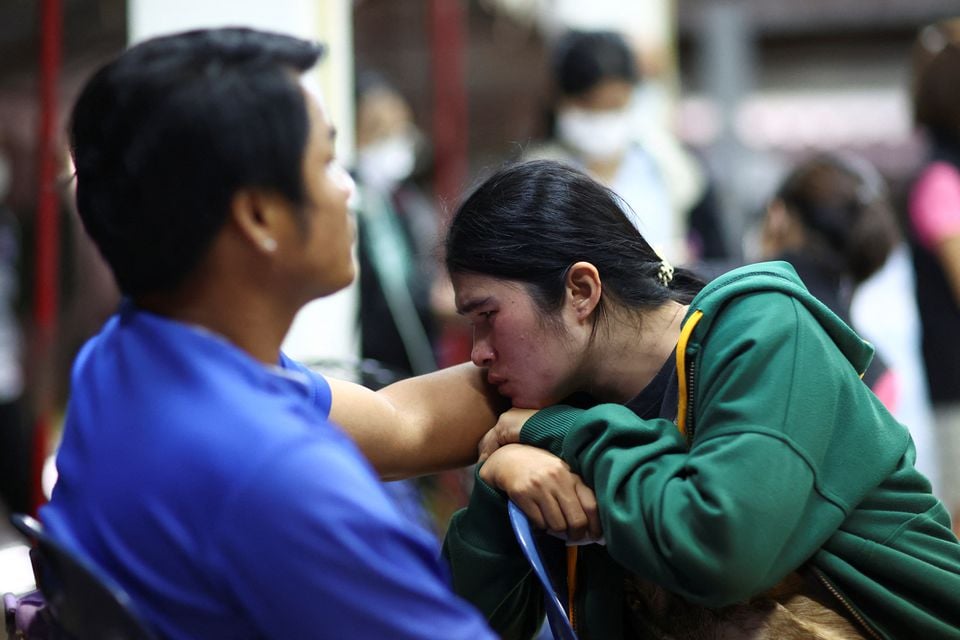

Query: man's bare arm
left=328, top=363, right=509, bottom=480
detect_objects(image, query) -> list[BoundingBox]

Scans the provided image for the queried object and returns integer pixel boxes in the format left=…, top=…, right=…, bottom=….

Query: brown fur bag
left=622, top=569, right=876, bottom=640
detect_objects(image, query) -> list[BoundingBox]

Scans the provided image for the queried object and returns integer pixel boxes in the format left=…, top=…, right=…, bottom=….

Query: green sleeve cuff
left=450, top=465, right=517, bottom=553
left=519, top=405, right=584, bottom=458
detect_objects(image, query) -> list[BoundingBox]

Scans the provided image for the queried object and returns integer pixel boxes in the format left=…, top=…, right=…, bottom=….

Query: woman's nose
left=471, top=334, right=495, bottom=368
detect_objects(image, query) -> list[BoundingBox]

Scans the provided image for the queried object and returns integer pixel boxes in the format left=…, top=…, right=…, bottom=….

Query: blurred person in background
left=353, top=72, right=439, bottom=380
left=525, top=29, right=727, bottom=265
left=353, top=73, right=473, bottom=539
left=758, top=152, right=901, bottom=409
left=907, top=16, right=960, bottom=535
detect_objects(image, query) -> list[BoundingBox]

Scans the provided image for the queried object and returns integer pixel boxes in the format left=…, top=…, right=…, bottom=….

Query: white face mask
left=356, top=134, right=416, bottom=192
left=556, top=107, right=632, bottom=161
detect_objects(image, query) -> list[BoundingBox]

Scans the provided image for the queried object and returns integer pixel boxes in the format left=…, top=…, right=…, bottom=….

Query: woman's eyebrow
left=456, top=296, right=492, bottom=316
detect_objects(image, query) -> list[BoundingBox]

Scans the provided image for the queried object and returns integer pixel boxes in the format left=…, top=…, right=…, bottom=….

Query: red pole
left=429, top=0, right=473, bottom=368
left=428, top=1, right=473, bottom=511
left=428, top=0, right=468, bottom=211
left=32, top=0, right=63, bottom=514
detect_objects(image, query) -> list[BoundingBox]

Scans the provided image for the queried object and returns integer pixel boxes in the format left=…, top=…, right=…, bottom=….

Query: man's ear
left=230, top=188, right=288, bottom=254
left=565, top=261, right=602, bottom=321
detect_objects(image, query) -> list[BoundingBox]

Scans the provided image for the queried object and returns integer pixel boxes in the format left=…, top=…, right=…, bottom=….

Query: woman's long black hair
left=445, top=160, right=703, bottom=327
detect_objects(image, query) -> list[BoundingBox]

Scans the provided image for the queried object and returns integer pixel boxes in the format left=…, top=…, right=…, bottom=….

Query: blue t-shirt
left=41, top=303, right=494, bottom=639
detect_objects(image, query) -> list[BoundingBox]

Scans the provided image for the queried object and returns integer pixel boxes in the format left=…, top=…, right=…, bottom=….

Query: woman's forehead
left=452, top=273, right=527, bottom=309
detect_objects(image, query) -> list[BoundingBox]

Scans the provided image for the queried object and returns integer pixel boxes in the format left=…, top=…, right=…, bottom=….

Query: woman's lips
left=487, top=374, right=510, bottom=395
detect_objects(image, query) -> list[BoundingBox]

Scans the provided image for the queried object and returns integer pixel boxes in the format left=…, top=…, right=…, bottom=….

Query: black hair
left=445, top=160, right=703, bottom=332
left=912, top=19, right=960, bottom=144
left=70, top=27, right=325, bottom=296
left=775, top=153, right=900, bottom=284
left=552, top=30, right=638, bottom=98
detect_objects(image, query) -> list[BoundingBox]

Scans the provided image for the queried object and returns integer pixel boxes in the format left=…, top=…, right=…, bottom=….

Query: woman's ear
left=230, top=188, right=288, bottom=255
left=565, top=261, right=602, bottom=320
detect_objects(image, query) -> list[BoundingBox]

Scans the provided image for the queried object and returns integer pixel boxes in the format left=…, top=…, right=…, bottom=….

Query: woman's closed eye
left=471, top=310, right=496, bottom=324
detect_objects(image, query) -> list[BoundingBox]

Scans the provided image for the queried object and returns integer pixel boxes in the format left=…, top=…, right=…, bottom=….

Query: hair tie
left=657, top=260, right=674, bottom=286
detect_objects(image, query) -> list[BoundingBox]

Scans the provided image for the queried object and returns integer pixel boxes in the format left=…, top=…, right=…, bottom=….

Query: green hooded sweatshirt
left=443, top=261, right=960, bottom=639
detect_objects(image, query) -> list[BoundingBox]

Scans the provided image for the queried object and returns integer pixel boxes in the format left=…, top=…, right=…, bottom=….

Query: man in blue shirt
left=41, top=27, right=501, bottom=639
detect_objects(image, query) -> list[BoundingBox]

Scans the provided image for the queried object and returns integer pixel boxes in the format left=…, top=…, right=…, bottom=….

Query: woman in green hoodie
left=441, top=159, right=960, bottom=639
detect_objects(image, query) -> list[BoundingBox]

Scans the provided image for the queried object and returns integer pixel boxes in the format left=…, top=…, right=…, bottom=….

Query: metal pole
left=32, top=0, right=62, bottom=513
left=697, top=0, right=755, bottom=262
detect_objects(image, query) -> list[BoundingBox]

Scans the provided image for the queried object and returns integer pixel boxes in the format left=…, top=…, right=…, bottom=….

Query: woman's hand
left=477, top=407, right=539, bottom=462
left=479, top=444, right=601, bottom=542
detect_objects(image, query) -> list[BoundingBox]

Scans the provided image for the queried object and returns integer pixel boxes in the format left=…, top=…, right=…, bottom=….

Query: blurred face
left=453, top=272, right=582, bottom=409
left=356, top=88, right=415, bottom=148
left=562, top=78, right=634, bottom=112
left=288, top=89, right=356, bottom=298
left=355, top=88, right=418, bottom=191
left=758, top=199, right=805, bottom=260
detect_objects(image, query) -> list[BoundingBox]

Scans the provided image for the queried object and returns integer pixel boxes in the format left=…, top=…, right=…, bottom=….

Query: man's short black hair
left=70, top=27, right=325, bottom=296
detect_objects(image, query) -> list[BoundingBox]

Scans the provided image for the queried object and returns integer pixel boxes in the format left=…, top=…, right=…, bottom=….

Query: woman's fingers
left=518, top=485, right=595, bottom=541
left=555, top=486, right=590, bottom=541
left=574, top=480, right=602, bottom=540
left=513, top=495, right=549, bottom=531
left=477, top=408, right=538, bottom=461
left=483, top=444, right=602, bottom=541
left=477, top=428, right=501, bottom=462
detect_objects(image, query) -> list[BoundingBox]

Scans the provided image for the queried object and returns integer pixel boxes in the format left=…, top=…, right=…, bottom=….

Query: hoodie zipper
left=676, top=310, right=704, bottom=445
left=810, top=567, right=884, bottom=640
left=683, top=358, right=697, bottom=445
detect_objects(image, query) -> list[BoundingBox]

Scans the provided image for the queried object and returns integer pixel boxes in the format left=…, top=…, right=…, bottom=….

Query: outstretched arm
left=329, top=362, right=510, bottom=480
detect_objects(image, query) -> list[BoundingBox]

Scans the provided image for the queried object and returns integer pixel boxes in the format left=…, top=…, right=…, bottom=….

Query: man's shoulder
left=66, top=312, right=343, bottom=481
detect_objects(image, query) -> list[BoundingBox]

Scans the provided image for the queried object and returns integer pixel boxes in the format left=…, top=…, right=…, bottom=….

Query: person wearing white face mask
left=356, top=125, right=418, bottom=194
left=527, top=30, right=726, bottom=265
left=353, top=73, right=440, bottom=381
left=555, top=104, right=633, bottom=163
left=352, top=74, right=471, bottom=543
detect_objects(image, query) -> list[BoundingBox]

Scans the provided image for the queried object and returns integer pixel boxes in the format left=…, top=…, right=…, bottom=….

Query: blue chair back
left=10, top=513, right=158, bottom=640
left=508, top=501, right=579, bottom=640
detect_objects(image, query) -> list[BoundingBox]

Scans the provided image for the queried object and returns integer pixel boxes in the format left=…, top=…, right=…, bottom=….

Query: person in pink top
left=907, top=17, right=960, bottom=535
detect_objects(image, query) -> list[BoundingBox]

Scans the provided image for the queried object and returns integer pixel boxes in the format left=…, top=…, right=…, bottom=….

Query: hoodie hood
left=686, top=260, right=875, bottom=376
